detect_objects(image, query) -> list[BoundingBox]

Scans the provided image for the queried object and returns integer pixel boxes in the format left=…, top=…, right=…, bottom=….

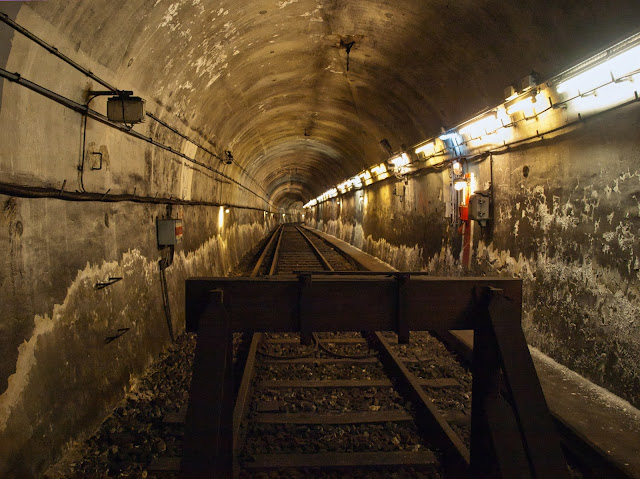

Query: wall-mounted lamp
left=390, top=153, right=410, bottom=168
left=371, top=163, right=387, bottom=176
left=89, top=90, right=146, bottom=124
left=453, top=178, right=467, bottom=191
left=415, top=142, right=435, bottom=157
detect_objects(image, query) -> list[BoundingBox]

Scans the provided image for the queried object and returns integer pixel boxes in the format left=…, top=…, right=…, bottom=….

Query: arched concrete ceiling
left=25, top=0, right=640, bottom=208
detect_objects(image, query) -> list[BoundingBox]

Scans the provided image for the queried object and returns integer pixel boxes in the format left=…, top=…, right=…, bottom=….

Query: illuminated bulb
left=439, top=132, right=460, bottom=142
left=557, top=45, right=640, bottom=97
left=460, top=114, right=501, bottom=139
left=359, top=171, right=372, bottom=181
left=454, top=179, right=467, bottom=191
left=391, top=153, right=410, bottom=168
left=452, top=161, right=463, bottom=176
left=415, top=142, right=436, bottom=157
left=371, top=163, right=387, bottom=176
left=507, top=97, right=534, bottom=116
left=608, top=44, right=640, bottom=78
left=225, top=208, right=230, bottom=214
left=218, top=206, right=224, bottom=229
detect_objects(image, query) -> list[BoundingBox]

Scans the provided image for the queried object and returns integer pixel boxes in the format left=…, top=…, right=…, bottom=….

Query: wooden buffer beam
left=182, top=273, right=569, bottom=479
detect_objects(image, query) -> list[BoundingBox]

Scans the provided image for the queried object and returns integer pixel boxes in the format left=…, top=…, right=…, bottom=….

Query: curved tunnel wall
left=1, top=0, right=640, bottom=476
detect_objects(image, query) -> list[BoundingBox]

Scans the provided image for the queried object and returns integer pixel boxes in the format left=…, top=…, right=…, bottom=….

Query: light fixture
left=506, top=97, right=534, bottom=116
left=439, top=132, right=460, bottom=142
left=390, top=153, right=410, bottom=168
left=459, top=114, right=501, bottom=139
left=225, top=208, right=230, bottom=214
left=557, top=43, right=640, bottom=97
left=453, top=178, right=467, bottom=191
left=88, top=90, right=145, bottom=124
left=415, top=142, right=435, bottom=157
left=452, top=161, right=463, bottom=176
left=506, top=91, right=546, bottom=117
left=371, top=163, right=387, bottom=176
left=218, top=206, right=224, bottom=229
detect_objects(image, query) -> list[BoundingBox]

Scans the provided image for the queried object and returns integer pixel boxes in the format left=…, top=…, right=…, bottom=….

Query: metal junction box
left=107, top=96, right=146, bottom=124
left=469, top=192, right=491, bottom=222
left=157, top=219, right=183, bottom=246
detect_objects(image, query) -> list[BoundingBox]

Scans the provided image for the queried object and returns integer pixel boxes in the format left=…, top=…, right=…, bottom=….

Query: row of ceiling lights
left=304, top=34, right=640, bottom=209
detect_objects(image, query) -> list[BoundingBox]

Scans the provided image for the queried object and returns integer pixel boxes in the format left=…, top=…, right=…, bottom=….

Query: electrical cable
left=0, top=179, right=271, bottom=212
left=0, top=13, right=273, bottom=204
left=0, top=67, right=273, bottom=207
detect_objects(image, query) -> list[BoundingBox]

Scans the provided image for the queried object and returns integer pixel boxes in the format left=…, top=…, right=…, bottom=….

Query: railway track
left=49, top=225, right=628, bottom=479
left=176, top=225, right=600, bottom=478
left=251, top=223, right=359, bottom=276
left=230, top=224, right=465, bottom=477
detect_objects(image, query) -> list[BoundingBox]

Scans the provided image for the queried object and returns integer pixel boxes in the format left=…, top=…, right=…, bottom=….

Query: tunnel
left=1, top=0, right=640, bottom=477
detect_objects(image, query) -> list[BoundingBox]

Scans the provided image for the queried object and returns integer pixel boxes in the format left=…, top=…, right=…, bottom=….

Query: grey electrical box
left=107, top=96, right=146, bottom=124
left=157, top=219, right=183, bottom=246
left=469, top=191, right=491, bottom=223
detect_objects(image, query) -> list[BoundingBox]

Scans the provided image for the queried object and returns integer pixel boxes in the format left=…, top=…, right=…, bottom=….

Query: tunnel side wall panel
left=308, top=104, right=640, bottom=409
left=0, top=197, right=270, bottom=477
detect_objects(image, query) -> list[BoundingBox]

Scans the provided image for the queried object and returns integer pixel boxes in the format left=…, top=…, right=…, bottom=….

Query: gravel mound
left=45, top=334, right=196, bottom=479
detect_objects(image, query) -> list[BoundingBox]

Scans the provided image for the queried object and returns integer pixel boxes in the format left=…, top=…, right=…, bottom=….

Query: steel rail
left=250, top=225, right=283, bottom=277
left=370, top=331, right=471, bottom=473
left=267, top=225, right=286, bottom=276
left=295, top=226, right=334, bottom=271
left=232, top=333, right=262, bottom=478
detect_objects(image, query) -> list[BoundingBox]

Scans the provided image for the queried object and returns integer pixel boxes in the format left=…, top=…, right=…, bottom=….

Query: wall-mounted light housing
left=460, top=114, right=502, bottom=139
left=371, top=163, right=387, bottom=176
left=415, top=142, right=436, bottom=157
left=557, top=44, right=640, bottom=97
left=89, top=90, right=145, bottom=124
left=106, top=95, right=146, bottom=124
left=390, top=153, right=410, bottom=168
left=453, top=178, right=467, bottom=191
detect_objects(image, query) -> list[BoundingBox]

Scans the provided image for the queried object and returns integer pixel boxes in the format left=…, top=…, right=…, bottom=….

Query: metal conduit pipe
left=0, top=67, right=273, bottom=207
left=0, top=12, right=269, bottom=199
left=0, top=180, right=271, bottom=212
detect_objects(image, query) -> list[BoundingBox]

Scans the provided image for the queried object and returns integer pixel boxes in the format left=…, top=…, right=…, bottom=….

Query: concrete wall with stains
left=0, top=196, right=270, bottom=477
left=308, top=104, right=640, bottom=410
left=0, top=5, right=272, bottom=478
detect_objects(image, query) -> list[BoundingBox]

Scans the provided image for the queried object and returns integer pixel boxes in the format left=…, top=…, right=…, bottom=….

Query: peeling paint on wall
left=0, top=215, right=268, bottom=477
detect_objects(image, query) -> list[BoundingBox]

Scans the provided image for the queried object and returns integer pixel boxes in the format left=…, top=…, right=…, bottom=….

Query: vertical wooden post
left=182, top=290, right=233, bottom=479
left=471, top=291, right=502, bottom=479
left=488, top=293, right=570, bottom=479
left=471, top=289, right=532, bottom=478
